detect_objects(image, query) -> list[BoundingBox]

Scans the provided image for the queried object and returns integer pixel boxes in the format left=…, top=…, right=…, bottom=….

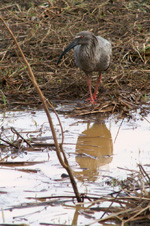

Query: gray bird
left=57, top=31, right=112, bottom=104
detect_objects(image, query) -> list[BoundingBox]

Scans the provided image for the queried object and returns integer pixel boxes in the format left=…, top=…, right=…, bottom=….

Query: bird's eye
left=76, top=35, right=84, bottom=39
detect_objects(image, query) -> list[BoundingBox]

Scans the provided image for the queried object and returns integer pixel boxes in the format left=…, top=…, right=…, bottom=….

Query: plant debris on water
left=1, top=113, right=150, bottom=226
left=0, top=0, right=150, bottom=225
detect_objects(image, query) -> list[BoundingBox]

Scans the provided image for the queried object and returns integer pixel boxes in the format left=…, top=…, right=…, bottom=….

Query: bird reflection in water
left=75, top=123, right=113, bottom=182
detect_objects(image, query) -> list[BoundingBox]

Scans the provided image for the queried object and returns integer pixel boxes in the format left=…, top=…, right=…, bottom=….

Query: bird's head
left=57, top=31, right=96, bottom=65
left=75, top=31, right=96, bottom=45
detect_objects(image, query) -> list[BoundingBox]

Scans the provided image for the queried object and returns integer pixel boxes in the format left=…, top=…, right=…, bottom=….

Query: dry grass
left=0, top=0, right=150, bottom=116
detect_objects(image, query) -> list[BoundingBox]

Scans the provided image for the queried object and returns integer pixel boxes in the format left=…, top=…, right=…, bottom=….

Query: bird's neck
left=82, top=36, right=98, bottom=56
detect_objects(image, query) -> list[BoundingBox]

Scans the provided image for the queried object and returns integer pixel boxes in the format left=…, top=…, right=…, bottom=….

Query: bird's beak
left=57, top=38, right=79, bottom=65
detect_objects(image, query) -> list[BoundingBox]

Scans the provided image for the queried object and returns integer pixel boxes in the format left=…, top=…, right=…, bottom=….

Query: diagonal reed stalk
left=0, top=16, right=81, bottom=202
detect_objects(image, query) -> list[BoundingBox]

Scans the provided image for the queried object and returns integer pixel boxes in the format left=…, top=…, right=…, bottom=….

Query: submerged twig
left=114, top=118, right=124, bottom=143
left=11, top=127, right=32, bottom=147
left=0, top=137, right=18, bottom=148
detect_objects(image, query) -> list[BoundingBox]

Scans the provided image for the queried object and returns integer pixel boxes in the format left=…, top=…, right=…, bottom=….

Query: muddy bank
left=0, top=0, right=150, bottom=116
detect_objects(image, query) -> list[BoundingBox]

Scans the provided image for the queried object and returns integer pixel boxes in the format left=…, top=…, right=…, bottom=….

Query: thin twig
left=11, top=127, right=32, bottom=147
left=0, top=16, right=81, bottom=202
left=139, top=164, right=150, bottom=182
left=114, top=118, right=124, bottom=143
left=0, top=137, right=18, bottom=148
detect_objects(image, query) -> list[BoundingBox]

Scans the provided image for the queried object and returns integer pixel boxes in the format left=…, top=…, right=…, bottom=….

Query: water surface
left=0, top=108, right=149, bottom=225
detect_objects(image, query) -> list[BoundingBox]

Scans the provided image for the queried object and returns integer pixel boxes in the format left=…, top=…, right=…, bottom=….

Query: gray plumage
left=74, top=31, right=112, bottom=74
left=57, top=31, right=112, bottom=104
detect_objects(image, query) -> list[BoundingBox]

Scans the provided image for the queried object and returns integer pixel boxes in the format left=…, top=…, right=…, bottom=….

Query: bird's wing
left=97, top=36, right=112, bottom=57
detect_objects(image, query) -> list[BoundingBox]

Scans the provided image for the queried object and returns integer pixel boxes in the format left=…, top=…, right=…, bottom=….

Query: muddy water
left=0, top=108, right=150, bottom=225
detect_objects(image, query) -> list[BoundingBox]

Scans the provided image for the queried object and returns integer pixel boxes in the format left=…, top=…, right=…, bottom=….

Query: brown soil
left=0, top=0, right=150, bottom=116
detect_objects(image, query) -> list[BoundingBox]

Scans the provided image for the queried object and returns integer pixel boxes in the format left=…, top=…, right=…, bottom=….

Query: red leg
left=93, top=74, right=102, bottom=100
left=86, top=75, right=96, bottom=105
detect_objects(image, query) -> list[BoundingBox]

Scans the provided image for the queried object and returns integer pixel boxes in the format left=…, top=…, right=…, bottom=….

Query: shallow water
left=0, top=107, right=150, bottom=225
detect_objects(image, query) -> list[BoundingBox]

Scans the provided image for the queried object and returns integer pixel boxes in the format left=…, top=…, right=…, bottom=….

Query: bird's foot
left=92, top=94, right=97, bottom=101
left=85, top=97, right=97, bottom=105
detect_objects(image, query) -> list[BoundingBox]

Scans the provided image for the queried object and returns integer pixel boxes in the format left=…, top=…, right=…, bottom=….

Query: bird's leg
left=93, top=74, right=102, bottom=100
left=86, top=75, right=96, bottom=105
